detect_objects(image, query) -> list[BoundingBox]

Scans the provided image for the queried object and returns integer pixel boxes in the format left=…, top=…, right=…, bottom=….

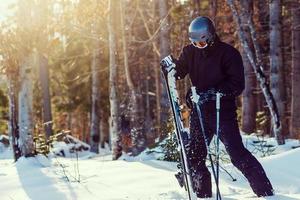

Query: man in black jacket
left=166, top=16, right=274, bottom=198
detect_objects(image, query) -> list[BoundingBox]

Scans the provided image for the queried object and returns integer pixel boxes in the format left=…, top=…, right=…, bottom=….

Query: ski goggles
left=191, top=41, right=208, bottom=49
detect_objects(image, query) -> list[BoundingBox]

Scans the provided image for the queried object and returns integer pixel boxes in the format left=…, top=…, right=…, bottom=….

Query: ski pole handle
left=216, top=92, right=221, bottom=110
left=191, top=87, right=199, bottom=104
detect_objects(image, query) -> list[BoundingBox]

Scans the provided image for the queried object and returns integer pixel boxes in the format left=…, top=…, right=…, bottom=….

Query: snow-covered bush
left=50, top=133, right=90, bottom=157
left=0, top=134, right=9, bottom=152
left=159, top=132, right=180, bottom=162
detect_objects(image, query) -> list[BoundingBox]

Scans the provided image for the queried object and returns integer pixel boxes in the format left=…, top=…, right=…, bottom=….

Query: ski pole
left=216, top=92, right=221, bottom=200
left=191, top=87, right=222, bottom=200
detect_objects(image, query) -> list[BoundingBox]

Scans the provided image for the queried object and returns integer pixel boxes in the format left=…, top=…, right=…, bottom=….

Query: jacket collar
left=194, top=35, right=221, bottom=57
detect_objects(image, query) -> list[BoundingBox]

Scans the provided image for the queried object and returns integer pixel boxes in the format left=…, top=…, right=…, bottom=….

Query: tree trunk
left=240, top=0, right=257, bottom=134
left=67, top=111, right=72, bottom=130
left=15, top=0, right=34, bottom=157
left=81, top=112, right=87, bottom=143
left=227, top=0, right=285, bottom=145
left=256, top=0, right=271, bottom=135
left=90, top=47, right=101, bottom=153
left=269, top=0, right=287, bottom=138
left=108, top=0, right=122, bottom=160
left=145, top=62, right=153, bottom=144
left=154, top=52, right=161, bottom=137
left=7, top=77, right=21, bottom=161
left=100, top=116, right=106, bottom=148
left=31, top=0, right=52, bottom=139
left=290, top=1, right=300, bottom=138
left=89, top=0, right=101, bottom=152
left=38, top=54, right=53, bottom=138
left=138, top=1, right=161, bottom=138
left=158, top=0, right=171, bottom=135
left=194, top=0, right=200, bottom=16
left=209, top=0, right=217, bottom=22
left=18, top=56, right=35, bottom=157
left=120, top=0, right=146, bottom=155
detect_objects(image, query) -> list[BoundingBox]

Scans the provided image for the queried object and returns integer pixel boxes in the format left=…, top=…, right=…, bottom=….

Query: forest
left=0, top=0, right=300, bottom=160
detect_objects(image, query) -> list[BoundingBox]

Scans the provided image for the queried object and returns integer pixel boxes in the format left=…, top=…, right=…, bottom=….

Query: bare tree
left=7, top=69, right=21, bottom=161
left=18, top=56, right=35, bottom=156
left=35, top=0, right=53, bottom=139
left=152, top=1, right=161, bottom=138
left=269, top=0, right=287, bottom=137
left=209, top=0, right=217, bottom=22
left=158, top=0, right=171, bottom=135
left=227, top=0, right=285, bottom=144
left=290, top=1, right=300, bottom=138
left=38, top=54, right=53, bottom=138
left=193, top=0, right=200, bottom=16
left=108, top=0, right=122, bottom=160
left=90, top=47, right=101, bottom=153
left=89, top=1, right=102, bottom=153
left=240, top=0, right=257, bottom=134
left=16, top=1, right=35, bottom=156
left=120, top=0, right=146, bottom=155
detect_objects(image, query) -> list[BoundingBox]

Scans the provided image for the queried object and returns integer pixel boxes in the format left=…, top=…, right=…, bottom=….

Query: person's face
left=191, top=41, right=208, bottom=49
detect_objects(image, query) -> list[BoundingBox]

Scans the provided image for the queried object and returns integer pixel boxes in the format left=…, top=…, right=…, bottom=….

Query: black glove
left=160, top=55, right=176, bottom=74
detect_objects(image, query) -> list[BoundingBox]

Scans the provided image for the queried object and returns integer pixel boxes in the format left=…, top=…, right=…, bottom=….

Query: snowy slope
left=219, top=148, right=300, bottom=200
left=0, top=143, right=300, bottom=200
left=263, top=149, right=300, bottom=196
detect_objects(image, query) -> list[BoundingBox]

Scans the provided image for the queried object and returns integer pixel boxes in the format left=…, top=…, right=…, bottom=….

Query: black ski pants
left=187, top=104, right=274, bottom=198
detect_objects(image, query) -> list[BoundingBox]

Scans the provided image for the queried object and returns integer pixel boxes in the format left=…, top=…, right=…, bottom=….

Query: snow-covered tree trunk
left=38, top=54, right=53, bottom=139
left=159, top=0, right=171, bottom=135
left=90, top=47, right=101, bottom=153
left=227, top=0, right=285, bottom=145
left=240, top=0, right=257, bottom=134
left=290, top=1, right=300, bottom=138
left=108, top=0, right=122, bottom=160
left=120, top=0, right=146, bottom=155
left=18, top=56, right=35, bottom=157
left=269, top=0, right=287, bottom=138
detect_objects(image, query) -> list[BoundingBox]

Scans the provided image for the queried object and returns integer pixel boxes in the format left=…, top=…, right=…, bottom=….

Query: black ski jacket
left=174, top=38, right=245, bottom=112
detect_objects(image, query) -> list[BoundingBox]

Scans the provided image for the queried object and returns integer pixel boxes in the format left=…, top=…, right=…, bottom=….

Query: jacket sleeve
left=216, top=48, right=245, bottom=97
left=174, top=46, right=189, bottom=80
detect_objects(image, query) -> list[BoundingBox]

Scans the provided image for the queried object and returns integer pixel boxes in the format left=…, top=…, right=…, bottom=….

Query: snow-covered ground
left=0, top=135, right=300, bottom=200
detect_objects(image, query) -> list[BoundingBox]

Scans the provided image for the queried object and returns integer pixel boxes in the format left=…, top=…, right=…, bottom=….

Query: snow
left=0, top=134, right=9, bottom=140
left=1, top=136, right=300, bottom=200
left=0, top=135, right=11, bottom=159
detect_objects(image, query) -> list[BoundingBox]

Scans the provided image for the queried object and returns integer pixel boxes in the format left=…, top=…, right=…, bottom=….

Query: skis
left=160, top=55, right=197, bottom=200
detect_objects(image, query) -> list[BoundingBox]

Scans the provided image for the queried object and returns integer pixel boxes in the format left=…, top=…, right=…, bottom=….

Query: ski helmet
left=188, top=16, right=216, bottom=48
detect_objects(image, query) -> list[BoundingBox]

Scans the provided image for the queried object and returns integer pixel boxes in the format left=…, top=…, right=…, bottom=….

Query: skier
left=164, top=16, right=274, bottom=198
